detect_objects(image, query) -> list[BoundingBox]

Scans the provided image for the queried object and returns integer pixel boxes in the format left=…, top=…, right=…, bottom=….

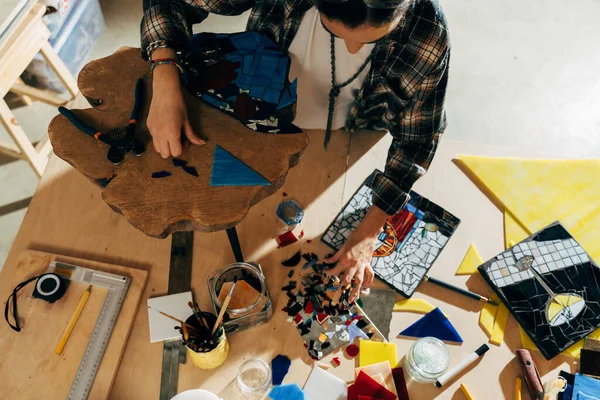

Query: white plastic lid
left=170, top=389, right=222, bottom=400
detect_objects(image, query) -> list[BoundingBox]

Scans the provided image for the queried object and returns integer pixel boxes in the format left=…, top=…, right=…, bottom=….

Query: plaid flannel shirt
left=141, top=0, right=450, bottom=215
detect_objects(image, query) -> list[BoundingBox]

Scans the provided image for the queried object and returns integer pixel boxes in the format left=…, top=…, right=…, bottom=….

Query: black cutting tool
left=58, top=78, right=146, bottom=165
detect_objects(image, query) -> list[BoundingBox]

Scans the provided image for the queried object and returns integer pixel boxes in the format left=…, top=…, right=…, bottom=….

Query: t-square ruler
left=48, top=261, right=131, bottom=400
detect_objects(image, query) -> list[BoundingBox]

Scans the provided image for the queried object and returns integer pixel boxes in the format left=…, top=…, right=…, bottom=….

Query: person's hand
left=324, top=206, right=389, bottom=303
left=147, top=55, right=205, bottom=158
left=325, top=230, right=376, bottom=303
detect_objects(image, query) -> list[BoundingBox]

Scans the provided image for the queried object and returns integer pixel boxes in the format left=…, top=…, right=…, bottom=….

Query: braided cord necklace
left=325, top=33, right=374, bottom=149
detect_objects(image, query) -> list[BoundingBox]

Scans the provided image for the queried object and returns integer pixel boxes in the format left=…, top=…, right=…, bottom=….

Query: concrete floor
left=1, top=0, right=599, bottom=268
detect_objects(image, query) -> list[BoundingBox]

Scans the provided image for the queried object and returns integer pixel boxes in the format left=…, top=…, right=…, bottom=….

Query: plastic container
left=171, top=389, right=222, bottom=400
left=21, top=0, right=105, bottom=93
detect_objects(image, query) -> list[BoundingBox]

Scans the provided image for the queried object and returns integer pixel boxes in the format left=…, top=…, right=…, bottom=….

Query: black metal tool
left=58, top=78, right=146, bottom=165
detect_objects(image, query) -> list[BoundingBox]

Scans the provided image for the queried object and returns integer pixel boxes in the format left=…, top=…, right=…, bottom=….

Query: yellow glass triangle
left=393, top=298, right=436, bottom=314
left=479, top=293, right=500, bottom=338
left=490, top=302, right=510, bottom=346
left=456, top=243, right=484, bottom=275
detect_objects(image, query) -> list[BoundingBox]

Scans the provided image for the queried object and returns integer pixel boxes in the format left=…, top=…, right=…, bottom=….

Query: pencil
left=515, top=377, right=522, bottom=400
left=147, top=306, right=200, bottom=333
left=212, top=278, right=237, bottom=335
left=460, top=383, right=475, bottom=400
left=55, top=285, right=92, bottom=354
left=425, top=276, right=499, bottom=306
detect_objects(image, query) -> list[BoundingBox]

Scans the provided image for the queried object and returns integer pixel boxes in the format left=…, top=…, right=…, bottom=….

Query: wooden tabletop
left=1, top=133, right=575, bottom=399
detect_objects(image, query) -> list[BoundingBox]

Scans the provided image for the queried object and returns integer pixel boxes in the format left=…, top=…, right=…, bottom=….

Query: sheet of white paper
left=147, top=291, right=193, bottom=343
left=303, top=365, right=347, bottom=400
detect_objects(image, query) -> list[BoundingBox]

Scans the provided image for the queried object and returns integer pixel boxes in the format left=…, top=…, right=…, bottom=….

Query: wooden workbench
left=1, top=132, right=575, bottom=399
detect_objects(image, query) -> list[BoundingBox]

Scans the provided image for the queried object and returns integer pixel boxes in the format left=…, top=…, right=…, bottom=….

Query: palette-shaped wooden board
left=48, top=47, right=309, bottom=238
left=0, top=250, right=147, bottom=399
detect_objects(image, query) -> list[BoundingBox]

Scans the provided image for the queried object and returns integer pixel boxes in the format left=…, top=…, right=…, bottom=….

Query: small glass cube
left=276, top=200, right=304, bottom=226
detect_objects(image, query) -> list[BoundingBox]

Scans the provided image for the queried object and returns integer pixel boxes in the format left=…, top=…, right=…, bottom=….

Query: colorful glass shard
left=348, top=371, right=397, bottom=400
left=268, top=383, right=305, bottom=400
left=281, top=251, right=302, bottom=267
left=151, top=171, right=171, bottom=178
left=346, top=344, right=359, bottom=357
left=391, top=368, right=410, bottom=400
left=182, top=165, right=199, bottom=177
left=348, top=321, right=370, bottom=343
left=271, top=354, right=291, bottom=386
left=399, top=307, right=463, bottom=343
left=210, top=145, right=270, bottom=186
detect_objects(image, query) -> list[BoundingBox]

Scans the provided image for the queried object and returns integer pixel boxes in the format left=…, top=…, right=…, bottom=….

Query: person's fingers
left=152, top=138, right=159, bottom=154
left=183, top=119, right=205, bottom=145
left=341, top=265, right=358, bottom=286
left=350, top=267, right=365, bottom=302
left=182, top=137, right=191, bottom=152
left=364, top=265, right=375, bottom=286
left=168, top=136, right=183, bottom=158
left=156, top=137, right=171, bottom=159
left=324, top=248, right=343, bottom=264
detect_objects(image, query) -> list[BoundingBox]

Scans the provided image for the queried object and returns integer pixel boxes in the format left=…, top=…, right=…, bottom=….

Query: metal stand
left=159, top=227, right=243, bottom=398
left=160, top=231, right=194, bottom=400
left=226, top=226, right=244, bottom=262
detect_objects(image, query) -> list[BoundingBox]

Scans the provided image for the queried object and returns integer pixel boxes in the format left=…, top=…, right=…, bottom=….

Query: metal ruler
left=159, top=231, right=194, bottom=400
left=48, top=261, right=131, bottom=400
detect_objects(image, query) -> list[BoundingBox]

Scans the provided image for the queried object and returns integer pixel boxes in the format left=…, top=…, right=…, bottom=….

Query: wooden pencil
left=55, top=285, right=92, bottom=355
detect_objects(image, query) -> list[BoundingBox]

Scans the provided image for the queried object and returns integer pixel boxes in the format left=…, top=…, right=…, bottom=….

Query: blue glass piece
left=277, top=79, right=297, bottom=110
left=399, top=307, right=463, bottom=343
left=268, top=383, right=305, bottom=400
left=230, top=31, right=261, bottom=50
left=271, top=354, right=291, bottom=386
left=276, top=200, right=304, bottom=226
left=572, top=373, right=600, bottom=400
left=210, top=145, right=271, bottom=187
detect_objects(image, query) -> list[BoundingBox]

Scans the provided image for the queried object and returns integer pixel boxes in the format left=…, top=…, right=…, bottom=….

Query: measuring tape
left=48, top=261, right=131, bottom=400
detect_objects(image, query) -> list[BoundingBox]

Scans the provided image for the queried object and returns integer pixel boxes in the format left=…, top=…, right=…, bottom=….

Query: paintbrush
left=147, top=305, right=201, bottom=333
left=188, top=301, right=209, bottom=328
left=212, top=277, right=238, bottom=335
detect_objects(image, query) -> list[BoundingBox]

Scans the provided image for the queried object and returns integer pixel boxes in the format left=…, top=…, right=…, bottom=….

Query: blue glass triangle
left=210, top=145, right=271, bottom=187
left=398, top=307, right=463, bottom=343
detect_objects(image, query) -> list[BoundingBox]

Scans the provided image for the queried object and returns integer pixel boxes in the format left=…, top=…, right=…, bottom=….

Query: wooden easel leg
left=0, top=99, right=47, bottom=177
left=226, top=227, right=244, bottom=262
left=159, top=231, right=194, bottom=400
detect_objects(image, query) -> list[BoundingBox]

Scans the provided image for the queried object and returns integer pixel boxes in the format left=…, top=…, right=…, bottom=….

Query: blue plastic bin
left=21, top=0, right=105, bottom=93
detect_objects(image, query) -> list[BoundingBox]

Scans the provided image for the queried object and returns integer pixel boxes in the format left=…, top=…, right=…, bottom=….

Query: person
left=141, top=0, right=450, bottom=302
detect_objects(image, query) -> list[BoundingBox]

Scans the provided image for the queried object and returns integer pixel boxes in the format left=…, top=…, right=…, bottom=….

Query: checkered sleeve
left=141, top=0, right=255, bottom=60
left=371, top=48, right=450, bottom=215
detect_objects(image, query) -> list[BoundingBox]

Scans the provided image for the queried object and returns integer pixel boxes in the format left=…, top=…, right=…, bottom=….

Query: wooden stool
left=48, top=47, right=308, bottom=250
left=0, top=3, right=78, bottom=177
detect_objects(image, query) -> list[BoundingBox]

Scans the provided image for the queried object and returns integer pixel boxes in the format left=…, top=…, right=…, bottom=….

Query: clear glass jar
left=404, top=337, right=450, bottom=383
left=207, top=262, right=273, bottom=334
left=236, top=358, right=271, bottom=396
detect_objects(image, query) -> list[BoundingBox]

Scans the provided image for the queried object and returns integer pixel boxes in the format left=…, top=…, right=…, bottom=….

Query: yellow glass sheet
left=359, top=340, right=398, bottom=368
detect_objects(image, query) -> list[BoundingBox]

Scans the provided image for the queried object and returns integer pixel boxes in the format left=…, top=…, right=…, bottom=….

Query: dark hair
left=316, top=0, right=414, bottom=29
